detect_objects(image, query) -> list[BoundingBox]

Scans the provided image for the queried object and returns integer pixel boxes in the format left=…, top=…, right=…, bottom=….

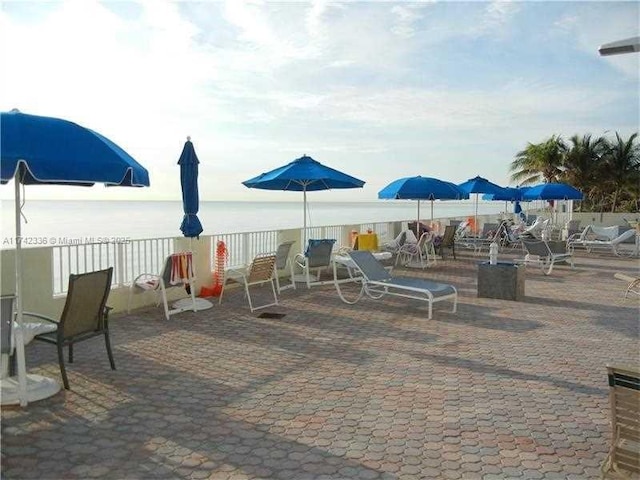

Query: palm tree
left=510, top=135, right=566, bottom=185
left=600, top=132, right=640, bottom=212
left=561, top=134, right=606, bottom=210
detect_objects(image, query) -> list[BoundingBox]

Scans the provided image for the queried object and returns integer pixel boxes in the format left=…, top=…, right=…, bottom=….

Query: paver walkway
left=2, top=250, right=638, bottom=479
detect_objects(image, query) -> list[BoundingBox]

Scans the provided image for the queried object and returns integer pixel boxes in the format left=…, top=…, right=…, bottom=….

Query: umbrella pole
left=430, top=200, right=434, bottom=222
left=417, top=200, right=420, bottom=235
left=303, top=186, right=307, bottom=246
left=13, top=179, right=28, bottom=406
left=475, top=194, right=479, bottom=235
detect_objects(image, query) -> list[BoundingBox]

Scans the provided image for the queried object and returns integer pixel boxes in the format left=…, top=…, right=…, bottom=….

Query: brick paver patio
left=2, top=249, right=638, bottom=479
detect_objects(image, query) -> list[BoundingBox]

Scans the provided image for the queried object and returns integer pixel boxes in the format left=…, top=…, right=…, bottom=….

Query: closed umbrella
left=1, top=109, right=150, bottom=407
left=378, top=176, right=468, bottom=229
left=243, top=155, right=365, bottom=244
left=178, top=137, right=203, bottom=238
left=175, top=137, right=211, bottom=312
left=458, top=176, right=505, bottom=234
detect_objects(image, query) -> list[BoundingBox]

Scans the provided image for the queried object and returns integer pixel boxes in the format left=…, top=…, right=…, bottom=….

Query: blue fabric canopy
left=243, top=155, right=365, bottom=191
left=378, top=176, right=467, bottom=201
left=243, top=155, right=364, bottom=243
left=457, top=176, right=504, bottom=196
left=522, top=183, right=583, bottom=200
left=1, top=110, right=149, bottom=186
left=482, top=186, right=530, bottom=201
left=178, top=138, right=203, bottom=238
left=378, top=176, right=467, bottom=223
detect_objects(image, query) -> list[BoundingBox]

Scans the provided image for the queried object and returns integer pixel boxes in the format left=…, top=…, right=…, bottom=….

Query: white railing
left=210, top=230, right=280, bottom=269
left=50, top=221, right=398, bottom=294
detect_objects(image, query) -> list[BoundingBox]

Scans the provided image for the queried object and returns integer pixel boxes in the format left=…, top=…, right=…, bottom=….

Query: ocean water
left=1, top=199, right=506, bottom=244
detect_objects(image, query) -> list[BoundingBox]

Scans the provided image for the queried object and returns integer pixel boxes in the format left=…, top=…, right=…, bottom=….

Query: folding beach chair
left=338, top=250, right=457, bottom=320
left=220, top=252, right=278, bottom=312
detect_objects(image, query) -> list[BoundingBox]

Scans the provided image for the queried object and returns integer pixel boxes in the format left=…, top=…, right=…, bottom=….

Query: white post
left=14, top=179, right=28, bottom=406
left=303, top=186, right=307, bottom=247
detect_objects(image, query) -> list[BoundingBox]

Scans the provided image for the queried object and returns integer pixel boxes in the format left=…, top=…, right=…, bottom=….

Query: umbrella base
left=172, top=297, right=213, bottom=312
left=1, top=373, right=61, bottom=406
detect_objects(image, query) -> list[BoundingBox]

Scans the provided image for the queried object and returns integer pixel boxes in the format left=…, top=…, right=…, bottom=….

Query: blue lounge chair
left=294, top=239, right=336, bottom=288
left=341, top=250, right=457, bottom=320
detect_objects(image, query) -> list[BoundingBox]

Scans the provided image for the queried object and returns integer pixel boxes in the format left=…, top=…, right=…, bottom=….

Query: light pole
left=598, top=36, right=640, bottom=56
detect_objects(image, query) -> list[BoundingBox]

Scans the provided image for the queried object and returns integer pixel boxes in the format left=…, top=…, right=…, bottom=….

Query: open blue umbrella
left=522, top=183, right=583, bottom=200
left=378, top=176, right=468, bottom=224
left=458, top=176, right=505, bottom=234
left=481, top=186, right=530, bottom=202
left=1, top=109, right=150, bottom=407
left=243, top=155, right=365, bottom=243
left=177, top=137, right=203, bottom=238
left=482, top=186, right=531, bottom=218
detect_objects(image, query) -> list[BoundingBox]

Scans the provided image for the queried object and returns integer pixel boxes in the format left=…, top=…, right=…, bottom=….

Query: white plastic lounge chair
left=294, top=239, right=337, bottom=288
left=580, top=229, right=636, bottom=257
left=521, top=239, right=574, bottom=275
left=396, top=231, right=435, bottom=268
left=614, top=273, right=640, bottom=298
left=128, top=252, right=197, bottom=320
left=338, top=250, right=457, bottom=320
left=273, top=241, right=296, bottom=293
left=219, top=252, right=278, bottom=312
left=381, top=229, right=417, bottom=255
left=601, top=365, right=640, bottom=479
left=521, top=217, right=550, bottom=239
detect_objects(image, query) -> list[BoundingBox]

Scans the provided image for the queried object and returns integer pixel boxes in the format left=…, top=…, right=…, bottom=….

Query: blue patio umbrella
left=458, top=176, right=505, bottom=233
left=243, top=155, right=365, bottom=243
left=521, top=183, right=583, bottom=201
left=1, top=109, right=150, bottom=407
left=522, top=183, right=583, bottom=226
left=482, top=186, right=531, bottom=218
left=177, top=137, right=203, bottom=238
left=378, top=176, right=468, bottom=224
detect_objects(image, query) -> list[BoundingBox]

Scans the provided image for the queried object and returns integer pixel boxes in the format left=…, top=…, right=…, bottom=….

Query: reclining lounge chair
left=582, top=229, right=636, bottom=257
left=521, top=239, right=574, bottom=275
left=339, top=250, right=457, bottom=320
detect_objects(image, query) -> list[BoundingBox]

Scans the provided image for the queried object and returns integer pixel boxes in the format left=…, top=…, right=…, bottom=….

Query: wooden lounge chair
left=601, top=365, right=640, bottom=479
left=340, top=250, right=457, bottom=320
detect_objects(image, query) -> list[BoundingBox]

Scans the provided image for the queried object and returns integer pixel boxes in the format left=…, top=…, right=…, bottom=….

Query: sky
left=0, top=0, right=638, bottom=202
